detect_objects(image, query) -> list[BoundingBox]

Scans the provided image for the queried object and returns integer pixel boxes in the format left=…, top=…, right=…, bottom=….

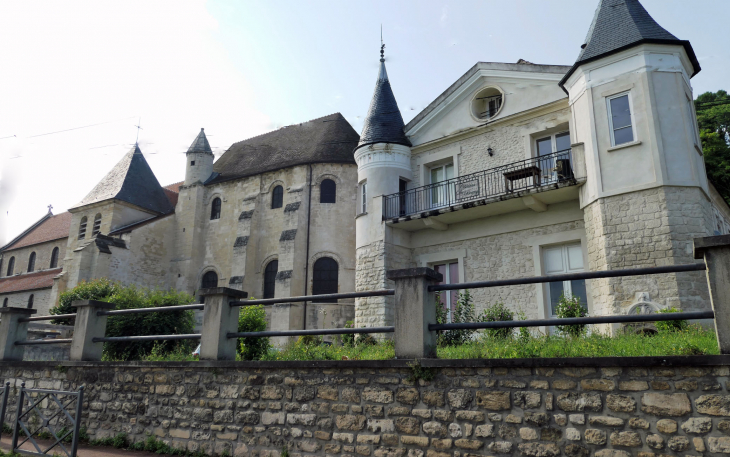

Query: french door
left=429, top=163, right=455, bottom=208
left=536, top=131, right=571, bottom=183
left=543, top=243, right=587, bottom=317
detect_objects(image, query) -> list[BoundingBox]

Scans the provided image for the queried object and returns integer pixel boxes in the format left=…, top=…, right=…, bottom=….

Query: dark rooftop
left=188, top=128, right=213, bottom=154
left=208, top=113, right=358, bottom=184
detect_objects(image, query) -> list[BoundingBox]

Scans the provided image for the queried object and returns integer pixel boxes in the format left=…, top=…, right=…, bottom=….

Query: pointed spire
left=188, top=128, right=213, bottom=155
left=560, top=0, right=699, bottom=89
left=355, top=43, right=411, bottom=151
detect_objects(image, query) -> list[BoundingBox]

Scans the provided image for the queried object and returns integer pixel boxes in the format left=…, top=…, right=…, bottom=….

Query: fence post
left=0, top=308, right=36, bottom=361
left=695, top=235, right=730, bottom=354
left=199, top=287, right=248, bottom=361
left=386, top=267, right=443, bottom=359
left=70, top=300, right=116, bottom=361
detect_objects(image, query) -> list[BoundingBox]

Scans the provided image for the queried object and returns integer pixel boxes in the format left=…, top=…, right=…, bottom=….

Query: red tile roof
left=0, top=268, right=62, bottom=294
left=164, top=181, right=183, bottom=193
left=163, top=182, right=182, bottom=207
left=3, top=212, right=71, bottom=252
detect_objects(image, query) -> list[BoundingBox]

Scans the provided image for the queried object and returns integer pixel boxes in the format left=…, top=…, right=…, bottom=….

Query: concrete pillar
left=694, top=235, right=730, bottom=354
left=199, top=287, right=248, bottom=361
left=70, top=300, right=116, bottom=361
left=0, top=308, right=36, bottom=361
left=386, top=267, right=442, bottom=359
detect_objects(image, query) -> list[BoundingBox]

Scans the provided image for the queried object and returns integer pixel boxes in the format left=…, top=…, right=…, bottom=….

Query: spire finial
left=380, top=25, right=385, bottom=62
left=47, top=204, right=53, bottom=214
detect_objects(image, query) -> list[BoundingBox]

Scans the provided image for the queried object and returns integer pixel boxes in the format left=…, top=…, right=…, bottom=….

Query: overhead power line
left=27, top=116, right=138, bottom=139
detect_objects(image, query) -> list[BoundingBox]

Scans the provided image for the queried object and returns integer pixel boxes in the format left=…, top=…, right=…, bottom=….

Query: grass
left=261, top=338, right=395, bottom=361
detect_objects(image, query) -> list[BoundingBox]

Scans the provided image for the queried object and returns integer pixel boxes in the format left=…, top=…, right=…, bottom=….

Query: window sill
left=355, top=212, right=368, bottom=219
left=694, top=143, right=703, bottom=155
left=607, top=140, right=641, bottom=152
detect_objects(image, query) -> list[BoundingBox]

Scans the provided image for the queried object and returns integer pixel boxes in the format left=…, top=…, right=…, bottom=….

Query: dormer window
left=472, top=87, right=504, bottom=121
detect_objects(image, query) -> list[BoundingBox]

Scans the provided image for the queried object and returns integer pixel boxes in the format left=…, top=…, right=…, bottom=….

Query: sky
left=0, top=0, right=728, bottom=245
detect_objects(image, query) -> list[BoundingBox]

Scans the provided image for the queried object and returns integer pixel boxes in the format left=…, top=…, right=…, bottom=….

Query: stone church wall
left=0, top=239, right=67, bottom=279
left=0, top=289, right=52, bottom=314
left=4, top=358, right=730, bottom=456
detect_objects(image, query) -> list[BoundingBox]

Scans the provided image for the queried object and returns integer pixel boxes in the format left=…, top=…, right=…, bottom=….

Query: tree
left=695, top=90, right=730, bottom=203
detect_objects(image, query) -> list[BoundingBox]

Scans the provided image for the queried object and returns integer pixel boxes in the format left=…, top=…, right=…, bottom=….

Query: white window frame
left=542, top=243, right=586, bottom=318
left=360, top=181, right=367, bottom=214
left=685, top=95, right=700, bottom=148
left=606, top=91, right=636, bottom=147
left=535, top=131, right=571, bottom=156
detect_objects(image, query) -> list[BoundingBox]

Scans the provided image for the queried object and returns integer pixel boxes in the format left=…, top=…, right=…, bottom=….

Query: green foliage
left=480, top=302, right=514, bottom=339
left=90, top=433, right=129, bottom=449
left=50, top=278, right=120, bottom=324
left=516, top=311, right=532, bottom=344
left=237, top=305, right=270, bottom=360
left=695, top=90, right=730, bottom=204
left=407, top=360, right=436, bottom=383
left=655, top=306, right=689, bottom=333
left=281, top=446, right=290, bottom=457
left=341, top=321, right=355, bottom=347
left=142, top=343, right=197, bottom=362
left=101, top=285, right=196, bottom=361
left=264, top=338, right=394, bottom=361
left=554, top=294, right=588, bottom=337
left=436, top=290, right=477, bottom=347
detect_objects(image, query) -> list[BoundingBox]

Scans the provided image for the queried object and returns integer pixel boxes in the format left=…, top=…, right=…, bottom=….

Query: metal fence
left=383, top=149, right=575, bottom=219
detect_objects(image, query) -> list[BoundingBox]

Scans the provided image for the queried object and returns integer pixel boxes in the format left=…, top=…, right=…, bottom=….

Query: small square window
left=191, top=161, right=196, bottom=166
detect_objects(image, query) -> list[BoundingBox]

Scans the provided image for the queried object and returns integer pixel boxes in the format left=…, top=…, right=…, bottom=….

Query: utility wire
left=27, top=116, right=138, bottom=138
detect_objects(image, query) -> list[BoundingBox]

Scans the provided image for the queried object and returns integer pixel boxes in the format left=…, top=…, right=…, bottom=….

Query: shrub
left=480, top=302, right=514, bottom=339
left=436, top=290, right=477, bottom=347
left=50, top=278, right=120, bottom=324
left=237, top=305, right=270, bottom=360
left=555, top=294, right=588, bottom=338
left=342, top=320, right=355, bottom=347
left=655, top=306, right=689, bottom=332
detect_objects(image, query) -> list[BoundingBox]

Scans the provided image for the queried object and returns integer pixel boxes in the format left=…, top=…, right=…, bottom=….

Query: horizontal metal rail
left=228, top=326, right=394, bottom=339
left=429, top=310, right=714, bottom=331
left=19, top=313, right=76, bottom=323
left=430, top=263, right=707, bottom=292
left=231, top=290, right=394, bottom=307
left=97, top=304, right=204, bottom=316
left=15, top=339, right=73, bottom=346
left=92, top=334, right=201, bottom=343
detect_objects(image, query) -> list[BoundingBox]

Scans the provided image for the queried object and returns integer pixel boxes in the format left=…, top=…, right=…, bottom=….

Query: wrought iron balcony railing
left=383, top=149, right=576, bottom=220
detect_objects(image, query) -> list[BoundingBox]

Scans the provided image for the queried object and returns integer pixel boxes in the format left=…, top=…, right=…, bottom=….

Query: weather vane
left=380, top=25, right=385, bottom=62
left=134, top=117, right=143, bottom=146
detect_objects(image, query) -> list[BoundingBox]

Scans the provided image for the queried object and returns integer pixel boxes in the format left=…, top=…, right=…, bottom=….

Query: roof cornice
left=0, top=212, right=52, bottom=253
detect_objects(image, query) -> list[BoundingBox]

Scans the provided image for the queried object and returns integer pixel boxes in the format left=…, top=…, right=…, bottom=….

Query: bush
left=237, top=305, right=270, bottom=360
left=480, top=302, right=514, bottom=339
left=655, top=307, right=689, bottom=332
left=555, top=294, right=588, bottom=338
left=341, top=320, right=355, bottom=347
left=436, top=290, right=477, bottom=347
left=50, top=278, right=120, bottom=324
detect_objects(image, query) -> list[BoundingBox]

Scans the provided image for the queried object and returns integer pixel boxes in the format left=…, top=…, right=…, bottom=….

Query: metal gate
left=11, top=382, right=84, bottom=457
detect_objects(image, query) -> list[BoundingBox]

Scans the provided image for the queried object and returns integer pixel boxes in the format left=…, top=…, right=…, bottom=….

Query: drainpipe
left=303, top=164, right=313, bottom=330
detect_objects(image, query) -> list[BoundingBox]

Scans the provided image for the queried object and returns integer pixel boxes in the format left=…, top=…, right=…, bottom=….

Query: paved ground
left=0, top=436, right=159, bottom=457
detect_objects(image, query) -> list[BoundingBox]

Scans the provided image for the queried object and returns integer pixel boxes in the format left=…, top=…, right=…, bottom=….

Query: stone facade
left=5, top=359, right=730, bottom=456
left=0, top=239, right=66, bottom=279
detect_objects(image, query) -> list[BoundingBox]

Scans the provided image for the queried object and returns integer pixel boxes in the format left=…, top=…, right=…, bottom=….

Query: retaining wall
left=5, top=357, right=730, bottom=456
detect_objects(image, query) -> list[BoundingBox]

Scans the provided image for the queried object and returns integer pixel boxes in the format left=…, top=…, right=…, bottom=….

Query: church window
left=312, top=257, right=338, bottom=302
left=271, top=186, right=283, bottom=209
left=27, top=252, right=36, bottom=273
left=607, top=92, right=634, bottom=146
left=6, top=257, right=14, bottom=276
left=211, top=198, right=221, bottom=220
left=50, top=247, right=59, bottom=269
left=2, top=298, right=7, bottom=307
left=201, top=271, right=218, bottom=289
left=264, top=260, right=278, bottom=299
left=320, top=179, right=336, bottom=203
left=78, top=217, right=87, bottom=240
left=92, top=214, right=102, bottom=237
left=27, top=294, right=34, bottom=309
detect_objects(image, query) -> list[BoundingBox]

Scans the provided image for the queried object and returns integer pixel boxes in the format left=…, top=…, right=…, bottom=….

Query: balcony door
left=543, top=243, right=587, bottom=318
left=536, top=131, right=571, bottom=184
left=429, top=163, right=454, bottom=208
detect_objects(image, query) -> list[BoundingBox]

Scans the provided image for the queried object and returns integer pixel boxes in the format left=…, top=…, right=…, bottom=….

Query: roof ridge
left=227, top=112, right=346, bottom=148
left=0, top=212, right=52, bottom=252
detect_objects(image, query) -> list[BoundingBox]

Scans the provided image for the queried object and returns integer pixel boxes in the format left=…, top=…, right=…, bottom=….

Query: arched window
left=27, top=294, right=34, bottom=309
left=210, top=198, right=221, bottom=220
left=27, top=252, right=36, bottom=273
left=50, top=247, right=59, bottom=269
left=264, top=260, right=278, bottom=299
left=313, top=257, right=338, bottom=303
left=78, top=217, right=87, bottom=240
left=2, top=298, right=7, bottom=307
left=201, top=271, right=218, bottom=289
left=271, top=186, right=283, bottom=209
left=6, top=257, right=14, bottom=276
left=320, top=179, right=336, bottom=203
left=92, top=214, right=102, bottom=236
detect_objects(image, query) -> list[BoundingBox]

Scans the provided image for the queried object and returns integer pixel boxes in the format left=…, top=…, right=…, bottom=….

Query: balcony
left=382, top=149, right=586, bottom=229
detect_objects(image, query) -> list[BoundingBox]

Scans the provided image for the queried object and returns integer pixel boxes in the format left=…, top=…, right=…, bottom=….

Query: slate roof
left=1, top=212, right=71, bottom=253
left=0, top=268, right=62, bottom=294
left=559, top=0, right=700, bottom=90
left=71, top=145, right=174, bottom=215
left=209, top=113, right=359, bottom=184
left=356, top=60, right=411, bottom=151
left=188, top=128, right=213, bottom=154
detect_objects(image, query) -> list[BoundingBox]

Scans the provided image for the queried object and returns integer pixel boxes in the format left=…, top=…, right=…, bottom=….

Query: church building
left=1, top=0, right=729, bottom=335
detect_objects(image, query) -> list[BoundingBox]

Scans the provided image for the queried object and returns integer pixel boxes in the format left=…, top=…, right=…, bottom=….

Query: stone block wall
left=5, top=358, right=730, bottom=456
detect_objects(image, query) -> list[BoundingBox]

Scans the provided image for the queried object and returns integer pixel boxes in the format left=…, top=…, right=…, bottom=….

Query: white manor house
left=1, top=0, right=728, bottom=333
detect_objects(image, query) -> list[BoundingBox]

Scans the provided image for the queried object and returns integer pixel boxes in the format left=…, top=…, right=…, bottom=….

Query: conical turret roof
left=71, top=145, right=174, bottom=214
left=188, top=128, right=213, bottom=154
left=356, top=56, right=411, bottom=151
left=560, top=0, right=699, bottom=89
